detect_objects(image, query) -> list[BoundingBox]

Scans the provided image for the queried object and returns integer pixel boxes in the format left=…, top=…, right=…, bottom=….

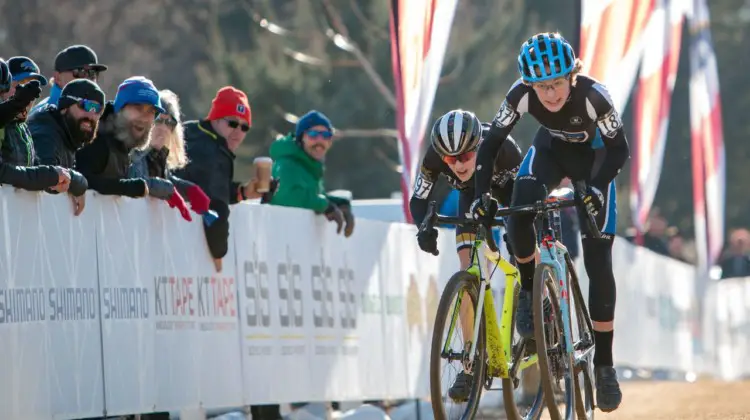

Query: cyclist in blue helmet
left=470, top=32, right=628, bottom=412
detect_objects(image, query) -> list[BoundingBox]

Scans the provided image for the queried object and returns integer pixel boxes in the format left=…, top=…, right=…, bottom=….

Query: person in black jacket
left=174, top=86, right=265, bottom=272
left=75, top=76, right=191, bottom=220
left=0, top=58, right=71, bottom=194
left=28, top=79, right=102, bottom=215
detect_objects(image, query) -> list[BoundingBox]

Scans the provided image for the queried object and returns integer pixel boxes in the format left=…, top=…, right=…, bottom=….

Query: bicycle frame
left=441, top=231, right=537, bottom=379
left=539, top=228, right=574, bottom=354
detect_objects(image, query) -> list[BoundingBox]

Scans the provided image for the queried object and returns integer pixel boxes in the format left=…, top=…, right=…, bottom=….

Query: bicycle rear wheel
left=532, top=263, right=575, bottom=420
left=430, top=271, right=486, bottom=420
left=502, top=282, right=545, bottom=420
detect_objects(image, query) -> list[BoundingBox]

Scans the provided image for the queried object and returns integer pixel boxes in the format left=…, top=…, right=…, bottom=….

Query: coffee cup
left=253, top=157, right=273, bottom=193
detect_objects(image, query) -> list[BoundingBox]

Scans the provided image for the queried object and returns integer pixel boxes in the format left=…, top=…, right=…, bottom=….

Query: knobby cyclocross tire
left=532, top=263, right=575, bottom=420
left=430, top=271, right=486, bottom=420
left=502, top=282, right=545, bottom=420
left=567, top=257, right=595, bottom=419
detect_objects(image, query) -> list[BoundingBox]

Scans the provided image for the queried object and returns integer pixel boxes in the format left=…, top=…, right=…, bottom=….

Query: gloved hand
left=186, top=184, right=211, bottom=214
left=146, top=177, right=175, bottom=200
left=260, top=178, right=279, bottom=204
left=68, top=169, right=88, bottom=197
left=417, top=227, right=439, bottom=256
left=167, top=189, right=193, bottom=222
left=582, top=185, right=604, bottom=217
left=470, top=195, right=500, bottom=225
left=11, top=80, right=41, bottom=107
left=338, top=203, right=356, bottom=238
left=324, top=202, right=344, bottom=234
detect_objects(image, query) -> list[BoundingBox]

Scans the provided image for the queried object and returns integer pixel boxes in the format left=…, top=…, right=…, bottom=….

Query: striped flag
left=689, top=0, right=725, bottom=272
left=579, top=0, right=655, bottom=112
left=630, top=0, right=685, bottom=233
left=390, top=0, right=459, bottom=223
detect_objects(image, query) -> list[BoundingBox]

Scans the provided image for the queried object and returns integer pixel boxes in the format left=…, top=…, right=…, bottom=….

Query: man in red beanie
left=175, top=86, right=267, bottom=272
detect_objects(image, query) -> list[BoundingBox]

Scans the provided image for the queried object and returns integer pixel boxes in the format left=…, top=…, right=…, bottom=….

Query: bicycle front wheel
left=430, top=270, right=486, bottom=420
left=533, top=263, right=575, bottom=420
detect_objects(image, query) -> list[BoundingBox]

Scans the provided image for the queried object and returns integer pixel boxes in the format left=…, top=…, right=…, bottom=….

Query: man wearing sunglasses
left=31, top=44, right=107, bottom=114
left=176, top=86, right=263, bottom=272
left=0, top=58, right=72, bottom=195
left=75, top=76, right=192, bottom=223
left=269, top=109, right=355, bottom=237
left=29, top=79, right=105, bottom=215
left=409, top=109, right=523, bottom=401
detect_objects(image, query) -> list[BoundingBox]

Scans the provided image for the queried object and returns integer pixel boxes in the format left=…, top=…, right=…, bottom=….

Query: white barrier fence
left=0, top=187, right=734, bottom=419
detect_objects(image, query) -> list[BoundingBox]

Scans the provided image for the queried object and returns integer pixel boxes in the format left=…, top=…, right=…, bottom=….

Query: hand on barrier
left=338, top=203, right=355, bottom=238
left=167, top=189, right=193, bottom=222
left=186, top=185, right=211, bottom=214
left=51, top=167, right=71, bottom=193
left=70, top=194, right=86, bottom=216
left=147, top=177, right=175, bottom=200
left=324, top=202, right=344, bottom=234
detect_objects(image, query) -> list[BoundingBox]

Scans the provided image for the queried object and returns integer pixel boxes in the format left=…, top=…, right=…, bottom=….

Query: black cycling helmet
left=0, top=59, right=11, bottom=93
left=430, top=109, right=482, bottom=157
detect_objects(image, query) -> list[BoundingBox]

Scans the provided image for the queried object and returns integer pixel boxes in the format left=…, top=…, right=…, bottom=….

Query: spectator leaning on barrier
left=269, top=110, right=355, bottom=237
left=128, top=89, right=211, bottom=218
left=32, top=44, right=106, bottom=113
left=76, top=76, right=191, bottom=223
left=28, top=79, right=104, bottom=215
left=0, top=58, right=71, bottom=194
left=174, top=86, right=266, bottom=272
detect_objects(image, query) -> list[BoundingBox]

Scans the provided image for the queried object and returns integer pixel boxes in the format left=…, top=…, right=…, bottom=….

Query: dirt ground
left=478, top=380, right=750, bottom=420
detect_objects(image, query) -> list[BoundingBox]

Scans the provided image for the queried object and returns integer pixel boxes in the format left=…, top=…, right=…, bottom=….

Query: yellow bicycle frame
left=451, top=236, right=538, bottom=379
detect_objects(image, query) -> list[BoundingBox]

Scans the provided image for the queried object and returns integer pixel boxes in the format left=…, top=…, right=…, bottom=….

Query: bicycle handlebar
left=417, top=180, right=603, bottom=254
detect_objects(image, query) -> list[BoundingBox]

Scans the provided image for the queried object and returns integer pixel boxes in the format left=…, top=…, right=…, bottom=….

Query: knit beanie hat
left=206, top=86, right=251, bottom=125
left=113, top=76, right=165, bottom=114
left=295, top=110, right=333, bottom=141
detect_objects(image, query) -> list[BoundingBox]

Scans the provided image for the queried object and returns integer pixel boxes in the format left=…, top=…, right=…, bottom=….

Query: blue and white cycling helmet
left=518, top=32, right=576, bottom=83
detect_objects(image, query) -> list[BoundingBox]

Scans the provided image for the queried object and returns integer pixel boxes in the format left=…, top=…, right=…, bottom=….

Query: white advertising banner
left=0, top=189, right=104, bottom=420
left=576, top=239, right=697, bottom=372
left=96, top=195, right=242, bottom=416
left=0, top=186, right=737, bottom=419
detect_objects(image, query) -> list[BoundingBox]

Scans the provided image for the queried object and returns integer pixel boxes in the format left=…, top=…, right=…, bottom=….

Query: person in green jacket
left=269, top=110, right=354, bottom=237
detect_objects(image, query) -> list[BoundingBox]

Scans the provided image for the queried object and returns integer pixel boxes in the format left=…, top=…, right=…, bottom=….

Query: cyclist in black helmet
left=410, top=109, right=523, bottom=401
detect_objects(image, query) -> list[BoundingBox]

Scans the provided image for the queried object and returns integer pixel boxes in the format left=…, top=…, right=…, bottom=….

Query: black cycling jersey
left=410, top=136, right=523, bottom=251
left=475, top=75, right=629, bottom=195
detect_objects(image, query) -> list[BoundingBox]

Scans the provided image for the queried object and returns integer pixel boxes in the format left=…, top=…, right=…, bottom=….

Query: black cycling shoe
left=515, top=290, right=534, bottom=339
left=595, top=365, right=622, bottom=412
left=448, top=371, right=474, bottom=402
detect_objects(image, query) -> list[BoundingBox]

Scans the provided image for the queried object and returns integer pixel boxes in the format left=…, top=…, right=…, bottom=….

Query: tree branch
left=318, top=0, right=397, bottom=109
left=349, top=0, right=390, bottom=41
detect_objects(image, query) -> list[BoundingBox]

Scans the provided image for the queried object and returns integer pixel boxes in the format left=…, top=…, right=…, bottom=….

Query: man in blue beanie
left=75, top=76, right=192, bottom=221
left=268, top=109, right=355, bottom=236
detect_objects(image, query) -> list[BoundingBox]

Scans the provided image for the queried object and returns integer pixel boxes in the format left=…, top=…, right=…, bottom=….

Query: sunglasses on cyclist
left=155, top=115, right=178, bottom=129
left=442, top=150, right=476, bottom=165
left=71, top=68, right=99, bottom=81
left=306, top=129, right=333, bottom=140
left=226, top=119, right=250, bottom=132
left=64, top=95, right=103, bottom=113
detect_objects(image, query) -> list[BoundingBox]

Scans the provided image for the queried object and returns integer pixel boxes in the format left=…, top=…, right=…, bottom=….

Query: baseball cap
left=113, top=76, right=166, bottom=114
left=206, top=86, right=252, bottom=125
left=8, top=56, right=48, bottom=86
left=54, top=45, right=108, bottom=72
left=58, top=79, right=106, bottom=110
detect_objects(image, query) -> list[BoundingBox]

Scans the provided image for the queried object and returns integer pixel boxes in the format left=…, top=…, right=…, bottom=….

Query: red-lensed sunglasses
left=442, top=151, right=476, bottom=165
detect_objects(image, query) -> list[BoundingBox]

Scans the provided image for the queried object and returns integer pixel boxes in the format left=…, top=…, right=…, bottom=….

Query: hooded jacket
left=269, top=134, right=338, bottom=212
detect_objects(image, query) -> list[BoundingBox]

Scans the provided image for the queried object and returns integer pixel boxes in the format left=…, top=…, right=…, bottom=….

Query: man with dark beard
left=75, top=77, right=192, bottom=218
left=28, top=79, right=103, bottom=215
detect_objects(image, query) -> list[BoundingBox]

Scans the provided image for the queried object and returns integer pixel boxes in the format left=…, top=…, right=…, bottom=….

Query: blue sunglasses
left=64, top=95, right=103, bottom=113
left=306, top=129, right=333, bottom=140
